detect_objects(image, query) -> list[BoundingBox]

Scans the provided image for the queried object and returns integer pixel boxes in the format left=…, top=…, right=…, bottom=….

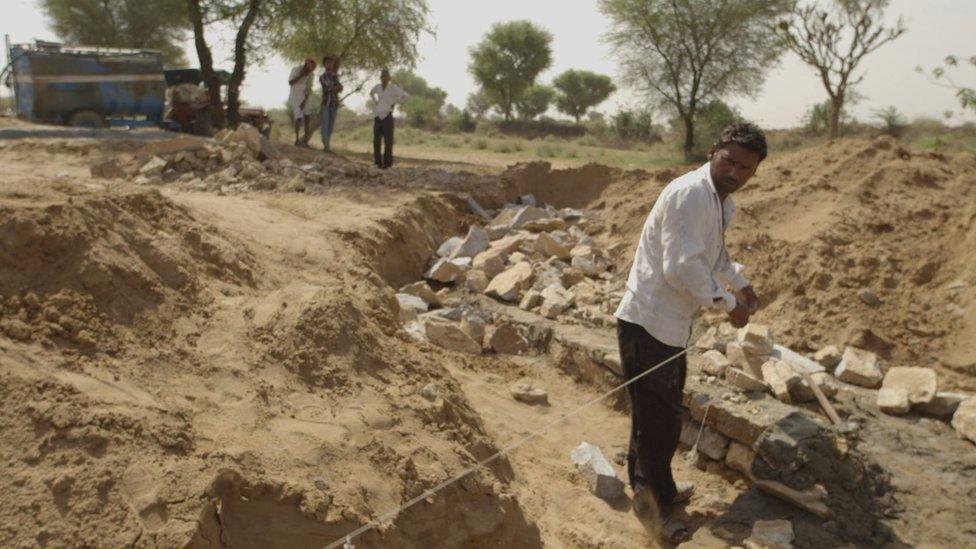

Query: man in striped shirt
left=318, top=56, right=343, bottom=153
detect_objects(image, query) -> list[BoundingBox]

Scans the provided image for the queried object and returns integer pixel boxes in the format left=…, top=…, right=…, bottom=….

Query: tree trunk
left=225, top=0, right=263, bottom=128
left=828, top=96, right=843, bottom=139
left=187, top=0, right=225, bottom=130
left=682, top=114, right=695, bottom=161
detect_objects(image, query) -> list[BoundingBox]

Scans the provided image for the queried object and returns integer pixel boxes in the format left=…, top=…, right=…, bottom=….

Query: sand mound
left=0, top=187, right=256, bottom=354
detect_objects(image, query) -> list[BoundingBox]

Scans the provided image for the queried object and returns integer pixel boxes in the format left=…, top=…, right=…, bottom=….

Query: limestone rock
left=539, top=283, right=574, bottom=319
left=814, top=345, right=843, bottom=369
left=916, top=392, right=968, bottom=419
left=534, top=232, right=571, bottom=259
left=399, top=281, right=442, bottom=307
left=473, top=250, right=505, bottom=279
left=451, top=226, right=490, bottom=259
left=727, top=342, right=766, bottom=378
left=425, top=257, right=462, bottom=283
left=571, top=255, right=604, bottom=277
left=139, top=156, right=167, bottom=176
left=487, top=323, right=529, bottom=355
left=701, top=350, right=731, bottom=377
left=878, top=387, right=910, bottom=415
left=727, top=367, right=769, bottom=392
left=460, top=315, right=486, bottom=346
left=725, top=441, right=755, bottom=475
left=744, top=519, right=794, bottom=549
left=771, top=345, right=825, bottom=375
left=695, top=327, right=721, bottom=352
left=510, top=381, right=549, bottom=405
left=519, top=289, right=543, bottom=311
left=395, top=293, right=428, bottom=323
left=227, top=123, right=262, bottom=156
left=561, top=267, right=585, bottom=288
left=485, top=262, right=534, bottom=302
left=882, top=367, right=937, bottom=405
left=570, top=442, right=626, bottom=500
left=951, top=397, right=976, bottom=444
left=464, top=270, right=490, bottom=293
left=510, top=206, right=551, bottom=229
left=522, top=217, right=567, bottom=232
left=835, top=347, right=883, bottom=388
left=424, top=320, right=482, bottom=355
left=437, top=236, right=463, bottom=257
left=698, top=426, right=730, bottom=461
left=761, top=360, right=801, bottom=404
left=738, top=324, right=775, bottom=356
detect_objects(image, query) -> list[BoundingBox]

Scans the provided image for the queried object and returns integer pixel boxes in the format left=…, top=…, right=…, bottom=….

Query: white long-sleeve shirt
left=615, top=163, right=749, bottom=348
left=370, top=83, right=409, bottom=119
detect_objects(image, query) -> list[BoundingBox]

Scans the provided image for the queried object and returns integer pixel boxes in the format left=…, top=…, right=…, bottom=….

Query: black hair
left=715, top=122, right=768, bottom=161
left=322, top=55, right=334, bottom=63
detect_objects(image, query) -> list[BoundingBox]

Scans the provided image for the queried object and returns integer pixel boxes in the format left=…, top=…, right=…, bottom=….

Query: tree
left=552, top=69, right=616, bottom=123
left=468, top=20, right=553, bottom=121
left=41, top=0, right=190, bottom=66
left=270, top=0, right=431, bottom=101
left=601, top=0, right=788, bottom=160
left=872, top=105, right=905, bottom=137
left=514, top=85, right=554, bottom=120
left=917, top=54, right=976, bottom=114
left=776, top=0, right=906, bottom=139
left=466, top=90, right=493, bottom=119
left=670, top=100, right=742, bottom=160
left=394, top=70, right=447, bottom=126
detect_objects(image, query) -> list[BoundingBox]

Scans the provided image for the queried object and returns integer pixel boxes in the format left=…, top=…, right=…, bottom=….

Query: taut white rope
left=323, top=347, right=690, bottom=549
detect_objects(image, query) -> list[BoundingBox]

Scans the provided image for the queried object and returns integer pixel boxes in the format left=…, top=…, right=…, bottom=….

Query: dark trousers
left=373, top=114, right=394, bottom=168
left=616, top=319, right=686, bottom=510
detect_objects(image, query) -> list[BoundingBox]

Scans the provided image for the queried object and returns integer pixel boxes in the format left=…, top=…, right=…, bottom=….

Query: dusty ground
left=0, top=122, right=974, bottom=548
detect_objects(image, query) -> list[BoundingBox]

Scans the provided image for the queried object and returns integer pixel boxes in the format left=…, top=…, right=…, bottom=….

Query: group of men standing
left=288, top=58, right=408, bottom=169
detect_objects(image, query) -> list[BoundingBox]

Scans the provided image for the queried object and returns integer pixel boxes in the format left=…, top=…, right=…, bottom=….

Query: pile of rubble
left=693, top=323, right=975, bottom=444
left=89, top=124, right=393, bottom=194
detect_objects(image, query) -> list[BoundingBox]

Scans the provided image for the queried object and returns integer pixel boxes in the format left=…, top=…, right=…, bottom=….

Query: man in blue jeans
left=318, top=56, right=342, bottom=152
left=615, top=123, right=765, bottom=541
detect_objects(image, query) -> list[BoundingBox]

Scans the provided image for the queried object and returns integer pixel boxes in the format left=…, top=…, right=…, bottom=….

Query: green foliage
left=514, top=85, right=554, bottom=120
left=466, top=90, right=493, bottom=119
left=552, top=69, right=616, bottom=123
left=610, top=108, right=661, bottom=142
left=801, top=99, right=854, bottom=135
left=40, top=0, right=190, bottom=66
left=601, top=0, right=787, bottom=159
left=269, top=0, right=431, bottom=72
left=872, top=106, right=906, bottom=137
left=917, top=54, right=976, bottom=113
left=468, top=20, right=553, bottom=121
left=683, top=100, right=743, bottom=160
left=393, top=70, right=446, bottom=127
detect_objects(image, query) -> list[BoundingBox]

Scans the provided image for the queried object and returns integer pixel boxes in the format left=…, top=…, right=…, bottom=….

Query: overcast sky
left=3, top=0, right=975, bottom=128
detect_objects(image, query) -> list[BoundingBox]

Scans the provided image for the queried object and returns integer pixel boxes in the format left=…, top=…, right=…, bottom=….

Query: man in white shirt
left=615, top=123, right=765, bottom=538
left=288, top=58, right=316, bottom=147
left=369, top=69, right=409, bottom=169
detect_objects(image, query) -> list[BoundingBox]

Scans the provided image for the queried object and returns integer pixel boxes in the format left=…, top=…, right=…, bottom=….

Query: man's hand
left=736, top=285, right=760, bottom=314
left=728, top=300, right=750, bottom=328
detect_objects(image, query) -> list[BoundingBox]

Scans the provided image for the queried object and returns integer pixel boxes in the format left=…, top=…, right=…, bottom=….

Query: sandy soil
left=0, top=126, right=974, bottom=548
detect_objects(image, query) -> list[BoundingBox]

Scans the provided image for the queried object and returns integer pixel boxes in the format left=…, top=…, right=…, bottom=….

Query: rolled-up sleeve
left=659, top=189, right=736, bottom=312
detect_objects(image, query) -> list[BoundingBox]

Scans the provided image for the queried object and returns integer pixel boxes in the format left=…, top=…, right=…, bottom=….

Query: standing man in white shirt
left=369, top=69, right=409, bottom=169
left=288, top=58, right=316, bottom=147
left=615, top=123, right=765, bottom=539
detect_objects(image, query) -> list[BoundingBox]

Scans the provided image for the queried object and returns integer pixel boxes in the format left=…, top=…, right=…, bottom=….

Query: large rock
left=464, top=269, right=490, bottom=293
left=451, top=226, right=490, bottom=259
left=487, top=323, right=529, bottom=355
left=424, top=257, right=463, bottom=283
left=424, top=319, right=482, bottom=355
left=727, top=342, right=765, bottom=378
left=744, top=519, right=794, bottom=549
left=700, top=350, right=731, bottom=377
left=522, top=218, right=566, bottom=232
left=725, top=441, right=755, bottom=475
left=539, top=283, right=574, bottom=319
left=761, top=360, right=801, bottom=404
left=399, top=281, right=442, bottom=307
left=395, top=293, right=428, bottom=323
left=951, top=397, right=976, bottom=444
left=835, top=347, right=883, bottom=388
left=139, top=156, right=168, bottom=176
left=881, top=367, right=937, bottom=405
left=460, top=315, right=486, bottom=346
left=727, top=367, right=769, bottom=392
left=226, top=123, right=262, bottom=156
left=510, top=206, right=552, bottom=229
left=510, top=381, right=549, bottom=405
left=485, top=262, right=534, bottom=302
left=813, top=345, right=843, bottom=369
left=915, top=391, right=968, bottom=419
left=697, top=426, right=730, bottom=461
left=771, top=344, right=825, bottom=375
left=472, top=250, right=505, bottom=279
left=437, top=236, right=463, bottom=257
left=534, top=232, right=571, bottom=259
left=738, top=324, right=775, bottom=356
left=878, top=387, right=910, bottom=415
left=519, top=289, right=543, bottom=311
left=569, top=442, right=626, bottom=500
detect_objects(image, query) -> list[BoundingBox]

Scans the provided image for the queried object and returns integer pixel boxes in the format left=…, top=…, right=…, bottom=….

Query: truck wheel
left=69, top=110, right=107, bottom=128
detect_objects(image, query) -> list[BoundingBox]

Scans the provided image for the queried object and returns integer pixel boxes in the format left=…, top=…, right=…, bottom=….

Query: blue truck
left=3, top=39, right=166, bottom=127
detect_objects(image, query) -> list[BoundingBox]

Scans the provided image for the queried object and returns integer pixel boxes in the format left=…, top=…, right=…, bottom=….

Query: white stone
left=727, top=342, right=766, bottom=378
left=451, top=226, right=490, bottom=259
left=882, top=367, right=937, bottom=405
left=227, top=123, right=262, bottom=156
left=510, top=381, right=548, bottom=405
left=737, top=324, right=775, bottom=356
left=485, top=262, right=534, bottom=302
left=761, top=360, right=801, bottom=404
left=424, top=257, right=462, bottom=283
left=460, top=315, right=486, bottom=346
left=878, top=387, right=910, bottom=415
left=139, top=156, right=167, bottom=176
left=771, top=344, right=825, bottom=375
left=539, top=283, right=574, bottom=319
left=472, top=250, right=505, bottom=279
left=519, top=289, right=543, bottom=311
left=399, top=281, right=442, bottom=307
left=744, top=519, right=794, bottom=549
left=510, top=206, right=551, bottom=229
left=570, top=442, right=626, bottom=500
left=701, top=350, right=731, bottom=377
left=464, top=270, right=490, bottom=293
left=727, top=367, right=769, bottom=392
left=698, top=426, right=730, bottom=461
left=835, top=347, right=883, bottom=388
left=534, top=232, right=571, bottom=259
left=522, top=218, right=567, bottom=232
left=395, top=293, right=428, bottom=323
left=487, top=323, right=529, bottom=355
left=436, top=236, right=463, bottom=257
left=814, top=345, right=843, bottom=369
left=424, top=320, right=481, bottom=355
left=725, top=441, right=755, bottom=475
left=951, top=397, right=976, bottom=444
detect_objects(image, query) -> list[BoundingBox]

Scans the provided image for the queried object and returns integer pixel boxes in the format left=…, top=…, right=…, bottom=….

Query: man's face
left=323, top=59, right=334, bottom=72
left=306, top=60, right=316, bottom=71
left=708, top=143, right=761, bottom=196
left=381, top=73, right=390, bottom=86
